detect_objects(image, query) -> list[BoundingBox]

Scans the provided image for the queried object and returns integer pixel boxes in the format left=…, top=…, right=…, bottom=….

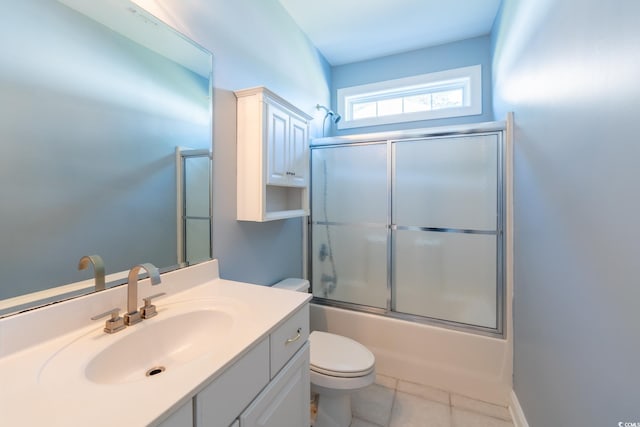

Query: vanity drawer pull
left=285, top=328, right=302, bottom=344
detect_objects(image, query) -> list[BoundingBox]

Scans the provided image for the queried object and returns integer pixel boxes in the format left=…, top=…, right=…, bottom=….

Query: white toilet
left=273, top=278, right=376, bottom=427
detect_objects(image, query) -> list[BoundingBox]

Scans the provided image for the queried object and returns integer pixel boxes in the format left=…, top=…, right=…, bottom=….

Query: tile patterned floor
left=346, top=375, right=515, bottom=427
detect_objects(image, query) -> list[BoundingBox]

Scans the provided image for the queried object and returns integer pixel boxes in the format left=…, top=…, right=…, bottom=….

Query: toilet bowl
left=273, top=278, right=376, bottom=427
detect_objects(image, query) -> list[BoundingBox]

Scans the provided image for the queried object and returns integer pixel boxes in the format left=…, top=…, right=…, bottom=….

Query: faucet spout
left=78, top=255, right=105, bottom=291
left=124, top=263, right=161, bottom=326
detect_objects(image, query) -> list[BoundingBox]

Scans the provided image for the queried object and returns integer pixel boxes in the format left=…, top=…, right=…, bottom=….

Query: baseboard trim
left=509, top=390, right=530, bottom=427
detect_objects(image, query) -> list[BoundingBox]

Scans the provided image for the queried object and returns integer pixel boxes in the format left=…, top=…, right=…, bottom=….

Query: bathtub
left=310, top=303, right=513, bottom=405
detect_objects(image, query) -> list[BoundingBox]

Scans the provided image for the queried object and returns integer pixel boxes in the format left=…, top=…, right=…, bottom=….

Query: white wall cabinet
left=236, top=87, right=311, bottom=222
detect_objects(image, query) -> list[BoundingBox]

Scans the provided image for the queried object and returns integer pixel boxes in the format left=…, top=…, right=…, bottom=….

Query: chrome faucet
left=124, top=263, right=161, bottom=326
left=78, top=255, right=106, bottom=291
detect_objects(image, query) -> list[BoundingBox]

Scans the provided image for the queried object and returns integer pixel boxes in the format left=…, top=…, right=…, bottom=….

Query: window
left=337, top=65, right=482, bottom=129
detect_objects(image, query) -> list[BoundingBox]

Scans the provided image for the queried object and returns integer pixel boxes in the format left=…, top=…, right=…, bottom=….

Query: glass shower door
left=392, top=134, right=500, bottom=328
left=180, top=150, right=212, bottom=265
left=310, top=143, right=388, bottom=309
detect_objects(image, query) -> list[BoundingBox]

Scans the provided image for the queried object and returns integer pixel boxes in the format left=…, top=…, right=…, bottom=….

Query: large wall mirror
left=0, top=0, right=213, bottom=317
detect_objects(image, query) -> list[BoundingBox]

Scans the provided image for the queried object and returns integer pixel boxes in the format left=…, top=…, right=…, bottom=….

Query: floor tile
left=351, top=417, right=383, bottom=427
left=390, top=391, right=451, bottom=427
left=451, top=394, right=511, bottom=421
left=375, top=373, right=398, bottom=389
left=397, top=380, right=450, bottom=405
left=352, top=384, right=395, bottom=426
left=452, top=409, right=514, bottom=427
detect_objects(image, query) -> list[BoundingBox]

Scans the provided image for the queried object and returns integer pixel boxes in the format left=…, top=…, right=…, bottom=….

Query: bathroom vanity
left=0, top=260, right=311, bottom=427
left=159, top=306, right=310, bottom=427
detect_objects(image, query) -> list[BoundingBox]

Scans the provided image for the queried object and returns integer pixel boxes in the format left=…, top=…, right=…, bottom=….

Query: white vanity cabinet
left=239, top=343, right=310, bottom=427
left=236, top=86, right=312, bottom=222
left=193, top=303, right=310, bottom=427
left=157, top=400, right=193, bottom=427
left=196, top=338, right=270, bottom=427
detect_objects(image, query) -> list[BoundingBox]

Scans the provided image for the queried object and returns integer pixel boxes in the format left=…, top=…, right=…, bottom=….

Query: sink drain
left=146, top=366, right=166, bottom=377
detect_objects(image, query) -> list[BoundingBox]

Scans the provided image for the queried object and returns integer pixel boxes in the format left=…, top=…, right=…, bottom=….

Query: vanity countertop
left=0, top=260, right=311, bottom=426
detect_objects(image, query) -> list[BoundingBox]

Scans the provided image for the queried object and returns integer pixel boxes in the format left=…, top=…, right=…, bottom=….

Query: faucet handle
left=91, top=308, right=126, bottom=334
left=141, top=292, right=166, bottom=319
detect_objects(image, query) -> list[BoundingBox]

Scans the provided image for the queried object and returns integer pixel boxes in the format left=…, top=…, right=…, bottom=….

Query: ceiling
left=277, top=0, right=502, bottom=66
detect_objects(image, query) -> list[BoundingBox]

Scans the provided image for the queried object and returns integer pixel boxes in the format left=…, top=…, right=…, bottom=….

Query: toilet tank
left=272, top=278, right=310, bottom=293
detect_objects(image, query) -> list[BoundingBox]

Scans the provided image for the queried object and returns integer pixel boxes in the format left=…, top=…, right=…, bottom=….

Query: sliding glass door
left=180, top=150, right=212, bottom=266
left=310, top=132, right=503, bottom=333
left=310, top=143, right=388, bottom=308
left=392, top=135, right=500, bottom=329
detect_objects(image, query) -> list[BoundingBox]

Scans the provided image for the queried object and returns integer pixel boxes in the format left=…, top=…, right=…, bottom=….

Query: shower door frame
left=176, top=148, right=213, bottom=267
left=308, top=123, right=506, bottom=338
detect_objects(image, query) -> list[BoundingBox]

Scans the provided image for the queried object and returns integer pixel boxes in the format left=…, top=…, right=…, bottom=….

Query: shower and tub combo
left=307, top=119, right=513, bottom=405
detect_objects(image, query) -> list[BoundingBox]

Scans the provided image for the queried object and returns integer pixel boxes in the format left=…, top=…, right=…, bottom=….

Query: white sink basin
left=85, top=309, right=233, bottom=384
left=38, top=302, right=241, bottom=387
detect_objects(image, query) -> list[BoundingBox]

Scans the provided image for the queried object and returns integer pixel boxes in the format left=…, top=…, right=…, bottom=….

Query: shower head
left=316, top=104, right=341, bottom=124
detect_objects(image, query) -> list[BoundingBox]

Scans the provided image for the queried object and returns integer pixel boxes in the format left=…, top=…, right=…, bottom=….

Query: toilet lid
left=309, top=331, right=375, bottom=378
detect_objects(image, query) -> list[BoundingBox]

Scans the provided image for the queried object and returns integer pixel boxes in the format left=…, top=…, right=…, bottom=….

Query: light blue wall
left=492, top=0, right=640, bottom=425
left=330, top=36, right=494, bottom=136
left=136, top=0, right=331, bottom=285
left=0, top=1, right=210, bottom=299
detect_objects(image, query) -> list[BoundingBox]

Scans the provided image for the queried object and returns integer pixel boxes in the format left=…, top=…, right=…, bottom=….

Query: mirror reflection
left=0, top=0, right=213, bottom=316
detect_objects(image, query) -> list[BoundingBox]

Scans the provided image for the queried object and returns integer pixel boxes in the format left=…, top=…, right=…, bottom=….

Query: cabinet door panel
left=196, top=338, right=270, bottom=427
left=156, top=399, right=193, bottom=427
left=289, top=116, right=308, bottom=187
left=240, top=344, right=310, bottom=427
left=266, top=103, right=290, bottom=185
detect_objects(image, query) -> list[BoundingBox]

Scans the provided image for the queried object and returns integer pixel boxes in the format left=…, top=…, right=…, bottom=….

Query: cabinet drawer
left=196, top=337, right=270, bottom=427
left=270, top=305, right=309, bottom=378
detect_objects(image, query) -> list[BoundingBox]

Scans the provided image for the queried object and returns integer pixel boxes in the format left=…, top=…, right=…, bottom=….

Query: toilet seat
left=309, top=331, right=375, bottom=378
left=311, top=364, right=374, bottom=378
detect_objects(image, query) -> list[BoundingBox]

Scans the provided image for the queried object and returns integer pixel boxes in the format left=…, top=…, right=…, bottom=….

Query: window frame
left=337, top=65, right=482, bottom=129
